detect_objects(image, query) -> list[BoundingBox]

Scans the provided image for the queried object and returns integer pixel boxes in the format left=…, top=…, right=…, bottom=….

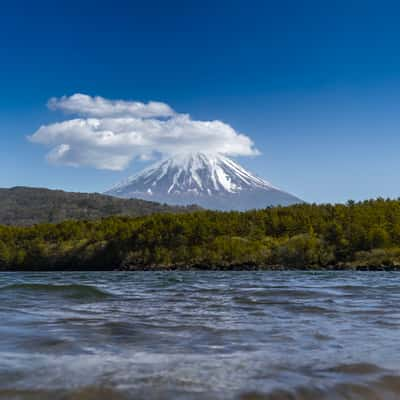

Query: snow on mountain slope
left=106, top=153, right=302, bottom=210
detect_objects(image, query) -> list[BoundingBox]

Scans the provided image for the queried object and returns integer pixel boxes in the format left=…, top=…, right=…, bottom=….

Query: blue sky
left=1, top=0, right=400, bottom=203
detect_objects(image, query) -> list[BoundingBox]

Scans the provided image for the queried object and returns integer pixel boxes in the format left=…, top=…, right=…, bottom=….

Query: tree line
left=1, top=198, right=400, bottom=270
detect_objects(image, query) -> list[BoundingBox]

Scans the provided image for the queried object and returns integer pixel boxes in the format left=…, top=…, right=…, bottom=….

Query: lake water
left=0, top=271, right=400, bottom=399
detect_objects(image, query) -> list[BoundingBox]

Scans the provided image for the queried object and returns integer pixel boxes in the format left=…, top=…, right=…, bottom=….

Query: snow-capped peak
left=106, top=152, right=301, bottom=210
left=108, top=152, right=276, bottom=196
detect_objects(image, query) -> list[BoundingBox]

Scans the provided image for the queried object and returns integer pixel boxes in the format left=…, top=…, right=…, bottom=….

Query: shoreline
left=2, top=264, right=400, bottom=272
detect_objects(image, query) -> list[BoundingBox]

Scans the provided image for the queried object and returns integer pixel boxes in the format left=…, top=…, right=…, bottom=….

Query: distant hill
left=0, top=187, right=199, bottom=226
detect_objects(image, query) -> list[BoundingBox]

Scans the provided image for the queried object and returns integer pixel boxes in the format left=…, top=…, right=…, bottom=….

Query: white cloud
left=29, top=94, right=259, bottom=170
left=47, top=93, right=175, bottom=118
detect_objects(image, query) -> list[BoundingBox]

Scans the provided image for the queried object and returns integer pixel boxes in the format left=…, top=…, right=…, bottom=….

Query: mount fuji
left=105, top=153, right=302, bottom=210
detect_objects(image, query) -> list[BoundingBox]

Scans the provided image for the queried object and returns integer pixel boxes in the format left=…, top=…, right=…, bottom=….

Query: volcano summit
left=106, top=153, right=302, bottom=210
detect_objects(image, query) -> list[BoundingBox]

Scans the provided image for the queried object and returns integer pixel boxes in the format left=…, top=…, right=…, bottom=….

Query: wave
left=0, top=283, right=112, bottom=301
left=240, top=374, right=400, bottom=400
left=2, top=375, right=400, bottom=400
left=0, top=386, right=127, bottom=400
left=325, top=362, right=384, bottom=374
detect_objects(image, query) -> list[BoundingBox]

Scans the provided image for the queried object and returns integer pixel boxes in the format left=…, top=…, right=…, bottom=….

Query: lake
left=0, top=271, right=399, bottom=399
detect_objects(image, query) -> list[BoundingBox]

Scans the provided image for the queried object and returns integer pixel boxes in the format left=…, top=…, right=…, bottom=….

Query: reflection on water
left=0, top=271, right=400, bottom=399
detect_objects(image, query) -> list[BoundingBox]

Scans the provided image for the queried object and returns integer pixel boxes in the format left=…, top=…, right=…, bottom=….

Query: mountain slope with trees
left=1, top=198, right=400, bottom=270
left=0, top=187, right=199, bottom=226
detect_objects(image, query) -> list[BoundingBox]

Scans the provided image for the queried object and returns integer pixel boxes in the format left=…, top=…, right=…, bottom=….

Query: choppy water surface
left=1, top=272, right=400, bottom=399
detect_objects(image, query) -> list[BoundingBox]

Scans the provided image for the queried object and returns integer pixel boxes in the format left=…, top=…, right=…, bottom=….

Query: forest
left=1, top=198, right=400, bottom=270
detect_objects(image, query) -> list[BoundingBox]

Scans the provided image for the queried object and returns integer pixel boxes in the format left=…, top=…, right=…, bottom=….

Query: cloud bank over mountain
left=29, top=94, right=259, bottom=170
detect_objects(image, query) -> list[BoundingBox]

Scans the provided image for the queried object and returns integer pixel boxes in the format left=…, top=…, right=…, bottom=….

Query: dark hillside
left=0, top=187, right=199, bottom=226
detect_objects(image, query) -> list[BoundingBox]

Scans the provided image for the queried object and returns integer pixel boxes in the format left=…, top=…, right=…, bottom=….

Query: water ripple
left=0, top=271, right=400, bottom=399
